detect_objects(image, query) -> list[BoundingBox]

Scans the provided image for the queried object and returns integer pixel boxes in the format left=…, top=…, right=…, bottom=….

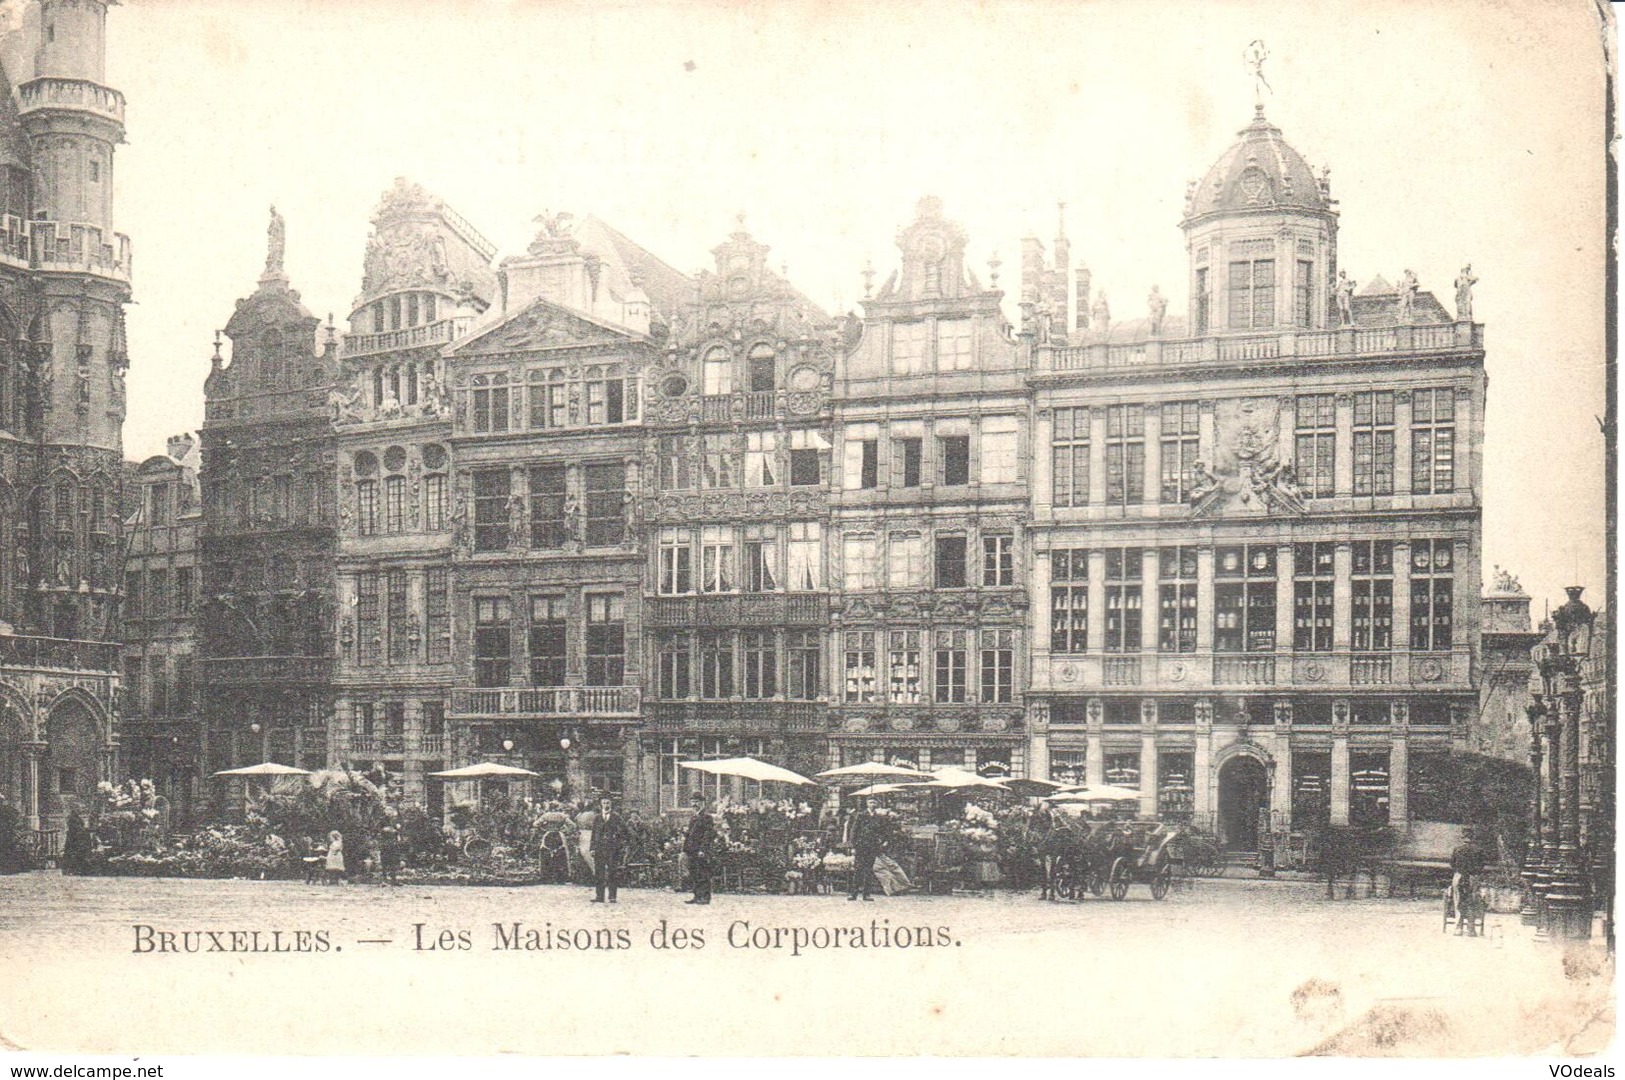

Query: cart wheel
left=1151, top=865, right=1172, bottom=900
left=1109, top=857, right=1129, bottom=901
left=1087, top=867, right=1106, bottom=897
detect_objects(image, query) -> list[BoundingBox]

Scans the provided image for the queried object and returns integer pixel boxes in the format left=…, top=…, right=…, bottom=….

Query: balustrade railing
left=1212, top=655, right=1276, bottom=686
left=1103, top=656, right=1141, bottom=686
left=18, top=78, right=126, bottom=125
left=1039, top=321, right=1479, bottom=375
left=0, top=634, right=119, bottom=672
left=1350, top=656, right=1393, bottom=685
left=449, top=685, right=641, bottom=717
left=341, top=316, right=473, bottom=358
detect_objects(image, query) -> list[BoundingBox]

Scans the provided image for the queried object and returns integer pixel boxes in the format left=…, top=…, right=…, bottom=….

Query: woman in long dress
left=872, top=853, right=914, bottom=896
left=323, top=830, right=346, bottom=884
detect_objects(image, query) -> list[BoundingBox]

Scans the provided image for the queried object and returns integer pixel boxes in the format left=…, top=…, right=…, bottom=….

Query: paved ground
left=0, top=871, right=1612, bottom=1057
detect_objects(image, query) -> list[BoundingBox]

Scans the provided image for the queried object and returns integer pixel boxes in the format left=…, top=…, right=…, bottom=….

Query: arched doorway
left=44, top=699, right=101, bottom=820
left=0, top=698, right=24, bottom=811
left=1217, top=754, right=1269, bottom=851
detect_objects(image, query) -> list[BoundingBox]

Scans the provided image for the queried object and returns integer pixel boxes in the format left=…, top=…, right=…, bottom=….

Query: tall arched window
left=354, top=451, right=379, bottom=536
left=702, top=346, right=731, bottom=396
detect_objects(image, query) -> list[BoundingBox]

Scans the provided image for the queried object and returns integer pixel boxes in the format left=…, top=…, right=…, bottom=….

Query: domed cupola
left=1181, top=106, right=1340, bottom=335
left=1184, top=105, right=1331, bottom=223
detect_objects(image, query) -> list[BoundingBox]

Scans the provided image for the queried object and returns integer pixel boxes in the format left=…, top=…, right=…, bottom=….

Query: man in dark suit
left=683, top=802, right=718, bottom=905
left=590, top=797, right=629, bottom=903
left=847, top=802, right=882, bottom=901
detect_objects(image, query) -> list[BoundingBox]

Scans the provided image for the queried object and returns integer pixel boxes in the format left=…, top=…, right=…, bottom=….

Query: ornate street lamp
left=1538, top=586, right=1596, bottom=939
left=1521, top=692, right=1549, bottom=926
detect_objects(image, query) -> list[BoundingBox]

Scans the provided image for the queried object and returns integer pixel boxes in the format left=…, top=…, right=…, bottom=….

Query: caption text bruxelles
left=132, top=920, right=959, bottom=958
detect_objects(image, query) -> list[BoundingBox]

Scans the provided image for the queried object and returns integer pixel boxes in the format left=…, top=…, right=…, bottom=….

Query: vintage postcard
left=0, top=0, right=1614, bottom=1065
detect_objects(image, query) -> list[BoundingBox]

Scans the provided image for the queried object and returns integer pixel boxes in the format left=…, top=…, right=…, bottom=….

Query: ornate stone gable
left=458, top=300, right=641, bottom=356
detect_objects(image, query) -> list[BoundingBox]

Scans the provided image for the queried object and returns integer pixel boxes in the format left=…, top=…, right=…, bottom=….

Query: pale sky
left=89, top=0, right=1608, bottom=614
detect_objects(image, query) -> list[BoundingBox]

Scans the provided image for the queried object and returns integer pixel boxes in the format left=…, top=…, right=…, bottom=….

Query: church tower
left=0, top=0, right=132, bottom=838
left=22, top=0, right=130, bottom=452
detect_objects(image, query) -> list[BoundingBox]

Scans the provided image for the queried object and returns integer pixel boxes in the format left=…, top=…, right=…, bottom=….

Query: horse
left=1313, top=825, right=1398, bottom=899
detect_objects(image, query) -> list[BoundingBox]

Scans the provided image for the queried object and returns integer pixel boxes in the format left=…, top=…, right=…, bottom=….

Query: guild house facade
left=0, top=0, right=133, bottom=846
left=164, top=99, right=1493, bottom=845
left=1024, top=106, right=1485, bottom=848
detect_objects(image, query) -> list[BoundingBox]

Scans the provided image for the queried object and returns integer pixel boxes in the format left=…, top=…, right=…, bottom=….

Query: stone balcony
left=1040, top=650, right=1470, bottom=692
left=0, top=218, right=134, bottom=284
left=448, top=685, right=641, bottom=720
left=645, top=700, right=826, bottom=733
left=646, top=593, right=828, bottom=626
left=0, top=633, right=119, bottom=673
left=18, top=78, right=126, bottom=127
left=341, top=316, right=473, bottom=359
left=203, top=656, right=333, bottom=685
left=1035, top=321, right=1481, bottom=378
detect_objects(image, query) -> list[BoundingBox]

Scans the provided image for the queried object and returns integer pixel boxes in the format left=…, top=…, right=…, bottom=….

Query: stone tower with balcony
left=0, top=0, right=131, bottom=845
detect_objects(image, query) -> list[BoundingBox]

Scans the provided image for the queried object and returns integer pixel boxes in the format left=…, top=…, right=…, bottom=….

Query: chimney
left=166, top=432, right=196, bottom=464
left=1051, top=202, right=1071, bottom=334
left=1075, top=263, right=1092, bottom=330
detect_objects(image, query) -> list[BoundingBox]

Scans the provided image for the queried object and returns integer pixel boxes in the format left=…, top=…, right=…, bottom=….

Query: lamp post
left=1535, top=586, right=1596, bottom=939
left=1520, top=696, right=1548, bottom=926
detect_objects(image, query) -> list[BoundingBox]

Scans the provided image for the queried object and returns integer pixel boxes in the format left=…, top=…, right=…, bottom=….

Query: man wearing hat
left=590, top=797, right=629, bottom=903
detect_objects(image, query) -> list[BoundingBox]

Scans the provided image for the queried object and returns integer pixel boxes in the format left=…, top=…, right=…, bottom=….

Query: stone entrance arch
left=0, top=693, right=25, bottom=816
left=44, top=698, right=102, bottom=819
left=1216, top=751, right=1271, bottom=851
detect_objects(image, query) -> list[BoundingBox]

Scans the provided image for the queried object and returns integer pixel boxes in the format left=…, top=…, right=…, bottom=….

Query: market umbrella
left=678, top=757, right=817, bottom=786
left=431, top=762, right=541, bottom=814
left=429, top=763, right=540, bottom=779
left=1046, top=784, right=1144, bottom=803
left=212, top=762, right=312, bottom=817
left=212, top=762, right=311, bottom=777
left=847, top=782, right=924, bottom=798
left=815, top=762, right=933, bottom=783
left=1001, top=777, right=1072, bottom=798
left=926, top=767, right=1010, bottom=790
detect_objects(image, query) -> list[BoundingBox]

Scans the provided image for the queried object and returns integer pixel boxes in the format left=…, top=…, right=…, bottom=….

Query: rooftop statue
left=1454, top=264, right=1477, bottom=321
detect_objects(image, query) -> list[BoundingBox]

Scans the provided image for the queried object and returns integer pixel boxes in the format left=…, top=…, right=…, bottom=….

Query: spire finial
left=735, top=211, right=747, bottom=234
left=211, top=330, right=223, bottom=362
left=1243, top=40, right=1271, bottom=111
left=987, top=250, right=1001, bottom=288
left=862, top=258, right=875, bottom=298
left=1056, top=201, right=1067, bottom=241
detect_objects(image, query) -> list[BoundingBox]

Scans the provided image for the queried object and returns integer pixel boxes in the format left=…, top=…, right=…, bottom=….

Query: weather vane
left=1243, top=39, right=1271, bottom=108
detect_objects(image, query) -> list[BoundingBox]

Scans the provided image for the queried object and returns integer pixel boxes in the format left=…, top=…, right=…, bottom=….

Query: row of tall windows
left=352, top=568, right=453, bottom=666
left=1048, top=540, right=1452, bottom=654
left=841, top=532, right=1014, bottom=591
left=656, top=431, right=829, bottom=490
left=1050, top=391, right=1459, bottom=505
left=469, top=366, right=639, bottom=434
left=656, top=630, right=822, bottom=700
left=368, top=291, right=440, bottom=334
left=123, top=565, right=194, bottom=620
left=842, top=628, right=1017, bottom=704
left=122, top=654, right=195, bottom=717
left=701, top=344, right=778, bottom=395
left=658, top=522, right=823, bottom=594
left=889, top=317, right=975, bottom=375
left=473, top=593, right=625, bottom=688
left=843, top=418, right=1019, bottom=489
left=471, top=462, right=626, bottom=551
left=353, top=446, right=449, bottom=537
